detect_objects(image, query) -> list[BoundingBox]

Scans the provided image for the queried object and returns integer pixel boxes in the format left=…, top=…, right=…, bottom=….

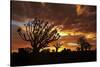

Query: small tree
left=77, top=36, right=85, bottom=51
left=17, top=18, right=60, bottom=54
left=53, top=42, right=62, bottom=52
left=78, top=36, right=91, bottom=51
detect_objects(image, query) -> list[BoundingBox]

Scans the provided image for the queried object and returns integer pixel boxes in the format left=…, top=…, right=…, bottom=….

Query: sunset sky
left=11, top=1, right=96, bottom=52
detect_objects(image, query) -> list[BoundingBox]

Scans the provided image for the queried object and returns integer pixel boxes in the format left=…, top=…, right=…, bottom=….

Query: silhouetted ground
left=11, top=50, right=96, bottom=66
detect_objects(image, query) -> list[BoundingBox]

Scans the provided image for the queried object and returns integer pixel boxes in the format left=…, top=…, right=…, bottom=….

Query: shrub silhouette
left=76, top=47, right=81, bottom=51
left=17, top=18, right=60, bottom=54
left=24, top=47, right=33, bottom=53
left=84, top=42, right=92, bottom=51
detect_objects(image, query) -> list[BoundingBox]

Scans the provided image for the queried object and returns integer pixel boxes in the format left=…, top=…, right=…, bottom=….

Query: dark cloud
left=11, top=1, right=96, bottom=33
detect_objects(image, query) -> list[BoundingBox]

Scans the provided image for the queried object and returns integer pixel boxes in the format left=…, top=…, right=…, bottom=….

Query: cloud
left=76, top=5, right=85, bottom=16
left=67, top=43, right=79, bottom=46
left=12, top=20, right=25, bottom=26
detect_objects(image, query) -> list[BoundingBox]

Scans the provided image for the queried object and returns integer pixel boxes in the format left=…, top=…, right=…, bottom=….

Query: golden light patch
left=20, top=26, right=26, bottom=31
left=40, top=46, right=64, bottom=53
left=57, top=47, right=64, bottom=52
left=58, top=31, right=69, bottom=36
left=85, top=33, right=96, bottom=39
left=67, top=43, right=79, bottom=46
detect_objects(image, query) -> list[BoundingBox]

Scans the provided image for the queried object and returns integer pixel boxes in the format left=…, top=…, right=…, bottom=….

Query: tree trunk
left=31, top=42, right=40, bottom=55
left=81, top=46, right=84, bottom=51
left=32, top=48, right=39, bottom=54
left=56, top=48, right=58, bottom=52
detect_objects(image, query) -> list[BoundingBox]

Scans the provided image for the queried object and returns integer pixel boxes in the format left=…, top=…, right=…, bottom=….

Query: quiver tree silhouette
left=53, top=42, right=62, bottom=52
left=17, top=18, right=60, bottom=54
left=78, top=36, right=91, bottom=51
left=78, top=36, right=86, bottom=51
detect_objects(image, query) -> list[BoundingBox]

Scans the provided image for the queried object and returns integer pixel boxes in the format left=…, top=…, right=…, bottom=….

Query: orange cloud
left=76, top=5, right=85, bottom=16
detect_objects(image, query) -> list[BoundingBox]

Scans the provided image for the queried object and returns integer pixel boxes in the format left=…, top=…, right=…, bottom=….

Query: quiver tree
left=78, top=36, right=86, bottom=51
left=53, top=42, right=62, bottom=52
left=78, top=36, right=91, bottom=51
left=17, top=18, right=60, bottom=54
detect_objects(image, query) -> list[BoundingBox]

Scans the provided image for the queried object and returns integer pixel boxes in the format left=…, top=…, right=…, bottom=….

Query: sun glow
left=58, top=29, right=96, bottom=40
left=39, top=46, right=65, bottom=53
left=58, top=47, right=64, bottom=52
left=58, top=31, right=69, bottom=36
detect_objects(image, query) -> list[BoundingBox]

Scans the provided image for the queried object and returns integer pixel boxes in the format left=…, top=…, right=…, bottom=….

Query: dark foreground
left=11, top=50, right=96, bottom=66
